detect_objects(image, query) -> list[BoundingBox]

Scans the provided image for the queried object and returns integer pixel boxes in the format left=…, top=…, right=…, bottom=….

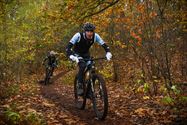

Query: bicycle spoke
left=94, top=80, right=104, bottom=112
left=92, top=75, right=108, bottom=120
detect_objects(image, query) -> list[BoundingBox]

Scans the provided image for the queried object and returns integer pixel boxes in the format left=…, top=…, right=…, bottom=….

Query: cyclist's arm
left=55, top=57, right=58, bottom=65
left=95, top=33, right=111, bottom=52
left=42, top=56, right=48, bottom=65
left=66, top=33, right=81, bottom=57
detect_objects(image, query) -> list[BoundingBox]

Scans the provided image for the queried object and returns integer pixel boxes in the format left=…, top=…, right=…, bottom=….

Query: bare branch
left=156, top=0, right=168, bottom=18
left=80, top=0, right=120, bottom=20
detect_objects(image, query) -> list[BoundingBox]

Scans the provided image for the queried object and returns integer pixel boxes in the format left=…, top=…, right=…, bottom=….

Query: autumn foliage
left=0, top=0, right=187, bottom=124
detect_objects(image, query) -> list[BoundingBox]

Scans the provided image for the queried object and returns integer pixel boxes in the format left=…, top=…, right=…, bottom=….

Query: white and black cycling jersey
left=66, top=32, right=110, bottom=58
left=70, top=32, right=105, bottom=45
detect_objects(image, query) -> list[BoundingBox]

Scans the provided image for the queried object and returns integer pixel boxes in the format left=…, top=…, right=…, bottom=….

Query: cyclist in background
left=43, top=50, right=58, bottom=77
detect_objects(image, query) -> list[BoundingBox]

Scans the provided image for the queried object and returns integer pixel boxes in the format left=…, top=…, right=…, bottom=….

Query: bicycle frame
left=74, top=57, right=108, bottom=120
left=82, top=57, right=106, bottom=96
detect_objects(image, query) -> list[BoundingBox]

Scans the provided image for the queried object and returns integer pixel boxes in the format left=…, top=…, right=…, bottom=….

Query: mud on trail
left=38, top=76, right=186, bottom=125
left=40, top=81, right=128, bottom=125
left=0, top=71, right=186, bottom=125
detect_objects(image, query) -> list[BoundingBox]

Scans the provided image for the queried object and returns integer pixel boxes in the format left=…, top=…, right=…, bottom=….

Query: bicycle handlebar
left=82, top=57, right=106, bottom=61
left=92, top=57, right=106, bottom=61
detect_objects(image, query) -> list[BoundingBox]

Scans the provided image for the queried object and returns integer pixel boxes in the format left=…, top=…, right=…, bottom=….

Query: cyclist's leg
left=44, top=66, right=50, bottom=84
left=51, top=67, right=54, bottom=76
left=78, top=60, right=86, bottom=83
left=77, top=60, right=86, bottom=95
left=45, top=67, right=48, bottom=79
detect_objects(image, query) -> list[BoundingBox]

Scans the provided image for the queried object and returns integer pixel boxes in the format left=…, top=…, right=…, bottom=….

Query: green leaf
left=179, top=96, right=187, bottom=103
left=5, top=110, right=20, bottom=124
left=144, top=83, right=149, bottom=92
left=161, top=96, right=174, bottom=105
left=171, top=85, right=180, bottom=95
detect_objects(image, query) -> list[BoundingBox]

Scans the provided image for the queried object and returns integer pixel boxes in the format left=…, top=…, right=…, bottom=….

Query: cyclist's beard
left=86, top=35, right=93, bottom=40
left=85, top=32, right=94, bottom=40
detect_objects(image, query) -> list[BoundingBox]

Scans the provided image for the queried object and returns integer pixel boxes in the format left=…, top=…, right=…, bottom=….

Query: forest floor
left=0, top=70, right=187, bottom=125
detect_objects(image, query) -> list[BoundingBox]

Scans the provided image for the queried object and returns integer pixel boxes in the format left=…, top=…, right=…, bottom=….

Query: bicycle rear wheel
left=92, top=74, right=108, bottom=120
left=44, top=67, right=52, bottom=85
left=74, top=75, right=86, bottom=109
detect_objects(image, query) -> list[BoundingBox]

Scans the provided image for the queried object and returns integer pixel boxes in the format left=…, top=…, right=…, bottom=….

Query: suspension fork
left=90, top=79, right=94, bottom=93
left=90, top=72, right=96, bottom=95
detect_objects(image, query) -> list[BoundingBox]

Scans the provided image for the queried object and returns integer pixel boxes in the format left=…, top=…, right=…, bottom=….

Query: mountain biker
left=43, top=50, right=58, bottom=77
left=66, top=22, right=112, bottom=95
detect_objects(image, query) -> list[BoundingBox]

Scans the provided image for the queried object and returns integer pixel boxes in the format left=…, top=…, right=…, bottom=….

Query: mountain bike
left=44, top=65, right=55, bottom=85
left=74, top=57, right=108, bottom=120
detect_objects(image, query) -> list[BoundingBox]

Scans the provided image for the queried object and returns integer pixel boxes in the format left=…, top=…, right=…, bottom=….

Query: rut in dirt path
left=39, top=81, right=131, bottom=125
left=39, top=70, right=184, bottom=125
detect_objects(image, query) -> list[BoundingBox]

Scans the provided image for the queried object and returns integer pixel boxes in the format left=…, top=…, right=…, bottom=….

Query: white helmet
left=49, top=51, right=56, bottom=56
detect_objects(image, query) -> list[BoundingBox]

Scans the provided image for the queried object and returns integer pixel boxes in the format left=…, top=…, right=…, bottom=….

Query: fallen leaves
left=42, top=101, right=55, bottom=107
left=1, top=104, right=10, bottom=109
left=27, top=108, right=37, bottom=113
left=143, top=96, right=150, bottom=100
left=134, top=108, right=150, bottom=117
left=1, top=74, right=186, bottom=125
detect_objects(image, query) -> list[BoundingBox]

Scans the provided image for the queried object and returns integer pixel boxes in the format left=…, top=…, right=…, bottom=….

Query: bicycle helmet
left=49, top=51, right=56, bottom=56
left=83, top=22, right=96, bottom=31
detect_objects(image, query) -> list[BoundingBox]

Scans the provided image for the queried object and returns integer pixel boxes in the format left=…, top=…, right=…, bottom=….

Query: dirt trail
left=37, top=67, right=187, bottom=125
left=40, top=81, right=131, bottom=125
left=38, top=74, right=187, bottom=125
left=1, top=70, right=186, bottom=125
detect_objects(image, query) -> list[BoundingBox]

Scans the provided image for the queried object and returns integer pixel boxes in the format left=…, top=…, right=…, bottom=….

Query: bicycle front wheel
left=92, top=74, right=108, bottom=120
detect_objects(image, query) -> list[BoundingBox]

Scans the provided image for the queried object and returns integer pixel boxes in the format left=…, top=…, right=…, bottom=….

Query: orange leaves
left=130, top=31, right=136, bottom=37
left=125, top=18, right=131, bottom=24
left=137, top=37, right=142, bottom=42
left=129, top=40, right=134, bottom=43
left=137, top=41, right=142, bottom=46
left=138, top=29, right=142, bottom=34
left=137, top=4, right=145, bottom=13
left=156, top=28, right=161, bottom=39
left=114, top=40, right=127, bottom=49
left=130, top=31, right=142, bottom=46
left=149, top=11, right=157, bottom=18
left=134, top=108, right=150, bottom=117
